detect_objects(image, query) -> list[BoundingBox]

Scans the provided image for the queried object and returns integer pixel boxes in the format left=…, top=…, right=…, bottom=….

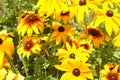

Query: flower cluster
left=1, top=0, right=120, bottom=80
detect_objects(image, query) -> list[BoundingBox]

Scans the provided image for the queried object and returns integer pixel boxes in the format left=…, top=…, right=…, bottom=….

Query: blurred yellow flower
left=54, top=59, right=93, bottom=80
left=101, top=63, right=120, bottom=80
left=17, top=11, right=45, bottom=36
left=93, top=7, right=120, bottom=36
left=0, top=68, right=7, bottom=80
left=6, top=70, right=25, bottom=80
left=0, top=30, right=14, bottom=68
left=50, top=24, right=75, bottom=45
left=17, top=35, right=41, bottom=58
left=35, top=0, right=68, bottom=17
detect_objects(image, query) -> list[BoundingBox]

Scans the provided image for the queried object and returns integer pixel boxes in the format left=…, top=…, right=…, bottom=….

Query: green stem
left=18, top=54, right=29, bottom=77
left=84, top=12, right=89, bottom=38
left=57, top=69, right=59, bottom=79
left=5, top=53, right=20, bottom=74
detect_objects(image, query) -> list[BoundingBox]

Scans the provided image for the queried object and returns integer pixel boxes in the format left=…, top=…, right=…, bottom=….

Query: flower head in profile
left=100, top=63, right=120, bottom=80
left=79, top=39, right=94, bottom=54
left=0, top=30, right=14, bottom=69
left=54, top=59, right=93, bottom=80
left=93, top=6, right=120, bottom=36
left=50, top=23, right=75, bottom=45
left=17, top=35, right=41, bottom=58
left=35, top=0, right=68, bottom=17
left=56, top=42, right=89, bottom=63
left=17, top=11, right=45, bottom=36
left=65, top=35, right=80, bottom=49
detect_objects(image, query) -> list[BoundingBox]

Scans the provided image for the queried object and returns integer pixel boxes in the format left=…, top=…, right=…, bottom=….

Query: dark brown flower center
left=0, top=38, right=3, bottom=45
left=110, top=67, right=114, bottom=71
left=40, top=40, right=45, bottom=44
left=106, top=10, right=113, bottom=17
left=58, top=26, right=65, bottom=32
left=117, top=67, right=120, bottom=73
left=107, top=73, right=118, bottom=80
left=60, top=11, right=70, bottom=16
left=88, top=28, right=102, bottom=37
left=80, top=44, right=89, bottom=50
left=24, top=40, right=34, bottom=51
left=72, top=68, right=80, bottom=76
left=79, top=0, right=86, bottom=6
left=28, top=16, right=36, bottom=22
left=69, top=53, right=75, bottom=59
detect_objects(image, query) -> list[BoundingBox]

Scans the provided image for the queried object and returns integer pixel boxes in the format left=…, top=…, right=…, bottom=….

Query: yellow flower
left=70, top=0, right=99, bottom=22
left=54, top=6, right=76, bottom=23
left=0, top=68, right=7, bottom=80
left=35, top=0, right=68, bottom=17
left=17, top=11, right=45, bottom=36
left=6, top=70, right=25, bottom=80
left=17, top=35, right=41, bottom=58
left=54, top=59, right=93, bottom=80
left=93, top=6, right=120, bottom=36
left=56, top=42, right=89, bottom=63
left=50, top=24, right=75, bottom=45
left=0, top=30, right=14, bottom=68
left=101, top=63, right=120, bottom=80
left=87, top=27, right=105, bottom=48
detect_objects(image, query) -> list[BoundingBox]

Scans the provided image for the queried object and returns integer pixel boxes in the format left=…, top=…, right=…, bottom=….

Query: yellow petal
left=60, top=72, right=72, bottom=80
left=0, top=51, right=4, bottom=68
left=105, top=18, right=112, bottom=36
left=0, top=68, right=7, bottom=80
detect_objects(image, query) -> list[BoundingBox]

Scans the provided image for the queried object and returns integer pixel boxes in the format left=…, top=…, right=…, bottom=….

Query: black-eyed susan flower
left=70, top=0, right=99, bottom=22
left=100, top=63, right=120, bottom=80
left=56, top=42, right=89, bottom=63
left=87, top=27, right=105, bottom=48
left=35, top=0, right=68, bottom=17
left=93, top=6, right=120, bottom=36
left=17, top=11, right=45, bottom=36
left=50, top=24, right=75, bottom=45
left=17, top=35, right=41, bottom=58
left=0, top=30, right=14, bottom=69
left=54, top=59, right=93, bottom=80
